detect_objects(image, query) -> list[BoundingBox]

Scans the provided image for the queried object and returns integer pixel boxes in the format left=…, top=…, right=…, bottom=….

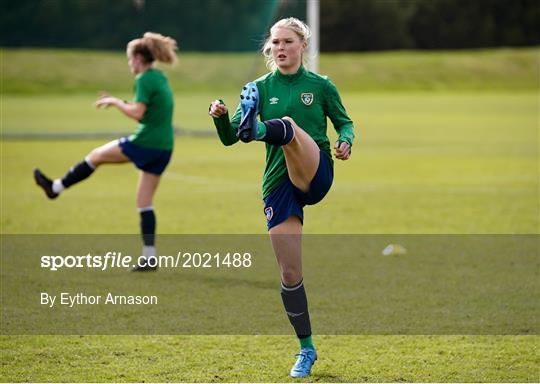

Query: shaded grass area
left=2, top=235, right=537, bottom=335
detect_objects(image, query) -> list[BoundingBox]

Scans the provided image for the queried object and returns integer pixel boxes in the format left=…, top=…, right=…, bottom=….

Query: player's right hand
left=209, top=99, right=228, bottom=118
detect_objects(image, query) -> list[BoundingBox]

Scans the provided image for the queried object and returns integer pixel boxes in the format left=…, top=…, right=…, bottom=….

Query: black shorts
left=263, top=151, right=334, bottom=230
left=119, top=137, right=172, bottom=175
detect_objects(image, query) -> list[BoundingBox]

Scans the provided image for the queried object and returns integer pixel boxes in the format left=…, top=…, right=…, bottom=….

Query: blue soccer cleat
left=237, top=82, right=259, bottom=143
left=290, top=347, right=317, bottom=378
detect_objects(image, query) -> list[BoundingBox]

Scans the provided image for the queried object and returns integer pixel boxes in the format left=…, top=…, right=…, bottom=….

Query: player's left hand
left=334, top=141, right=351, bottom=160
left=94, top=94, right=119, bottom=108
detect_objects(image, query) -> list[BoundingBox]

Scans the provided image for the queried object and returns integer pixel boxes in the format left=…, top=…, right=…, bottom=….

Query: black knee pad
left=262, top=119, right=295, bottom=146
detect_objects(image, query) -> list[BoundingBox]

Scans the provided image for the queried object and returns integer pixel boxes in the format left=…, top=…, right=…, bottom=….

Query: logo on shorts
left=301, top=93, right=314, bottom=106
left=269, top=97, right=279, bottom=105
left=264, top=206, right=274, bottom=221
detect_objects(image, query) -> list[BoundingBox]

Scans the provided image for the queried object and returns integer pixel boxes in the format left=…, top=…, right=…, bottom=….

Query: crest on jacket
left=300, top=93, right=314, bottom=106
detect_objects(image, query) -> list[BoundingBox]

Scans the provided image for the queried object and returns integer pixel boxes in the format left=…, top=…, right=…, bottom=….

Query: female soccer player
left=34, top=32, right=177, bottom=271
left=209, top=18, right=355, bottom=377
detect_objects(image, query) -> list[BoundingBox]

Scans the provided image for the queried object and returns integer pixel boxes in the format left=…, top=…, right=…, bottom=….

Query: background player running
left=209, top=17, right=355, bottom=378
left=34, top=32, right=177, bottom=271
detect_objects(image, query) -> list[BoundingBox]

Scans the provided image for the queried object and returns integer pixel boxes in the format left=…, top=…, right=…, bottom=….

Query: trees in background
left=1, top=0, right=539, bottom=51
left=1, top=0, right=279, bottom=51
left=320, top=0, right=539, bottom=51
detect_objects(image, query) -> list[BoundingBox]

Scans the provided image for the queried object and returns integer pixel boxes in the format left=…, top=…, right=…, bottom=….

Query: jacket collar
left=273, top=65, right=306, bottom=83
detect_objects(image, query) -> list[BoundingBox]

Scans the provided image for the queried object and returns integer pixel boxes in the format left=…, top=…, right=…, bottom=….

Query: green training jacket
left=213, top=65, right=355, bottom=199
left=129, top=68, right=174, bottom=151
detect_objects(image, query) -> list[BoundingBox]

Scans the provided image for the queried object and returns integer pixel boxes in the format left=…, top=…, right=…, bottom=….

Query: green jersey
left=129, top=68, right=174, bottom=151
left=214, top=66, right=355, bottom=198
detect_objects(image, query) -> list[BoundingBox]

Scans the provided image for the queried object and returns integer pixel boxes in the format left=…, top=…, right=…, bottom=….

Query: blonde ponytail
left=127, top=32, right=178, bottom=65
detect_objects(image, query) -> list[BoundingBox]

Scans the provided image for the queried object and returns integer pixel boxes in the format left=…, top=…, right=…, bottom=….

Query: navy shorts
left=263, top=151, right=334, bottom=230
left=119, top=137, right=172, bottom=175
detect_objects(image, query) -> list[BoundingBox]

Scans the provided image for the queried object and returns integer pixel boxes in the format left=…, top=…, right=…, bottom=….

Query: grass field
left=2, top=336, right=537, bottom=382
left=1, top=48, right=539, bottom=382
left=3, top=47, right=538, bottom=94
left=3, top=92, right=537, bottom=234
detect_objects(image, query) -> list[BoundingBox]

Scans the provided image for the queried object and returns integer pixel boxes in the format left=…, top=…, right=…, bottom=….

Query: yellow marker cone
left=382, top=244, right=407, bottom=256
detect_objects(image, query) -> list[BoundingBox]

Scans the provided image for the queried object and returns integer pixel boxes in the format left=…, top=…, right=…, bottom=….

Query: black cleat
left=131, top=264, right=158, bottom=272
left=131, top=257, right=158, bottom=272
left=33, top=168, right=58, bottom=199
